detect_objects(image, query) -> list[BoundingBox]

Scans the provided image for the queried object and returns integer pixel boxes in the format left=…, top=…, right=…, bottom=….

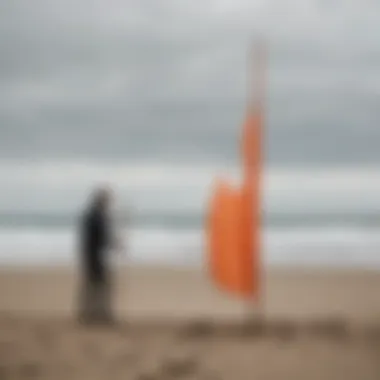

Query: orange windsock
left=207, top=179, right=243, bottom=295
left=206, top=42, right=264, bottom=302
left=207, top=111, right=262, bottom=300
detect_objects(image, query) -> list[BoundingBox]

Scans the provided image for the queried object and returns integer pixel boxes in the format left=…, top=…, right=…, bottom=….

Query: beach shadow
left=17, top=362, right=43, bottom=379
left=267, top=319, right=299, bottom=342
left=305, top=317, right=350, bottom=341
left=179, top=320, right=216, bottom=340
left=178, top=318, right=356, bottom=344
left=239, top=317, right=268, bottom=339
left=178, top=318, right=302, bottom=342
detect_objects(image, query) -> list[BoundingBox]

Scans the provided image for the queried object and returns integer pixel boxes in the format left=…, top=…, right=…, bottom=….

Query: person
left=77, top=186, right=119, bottom=324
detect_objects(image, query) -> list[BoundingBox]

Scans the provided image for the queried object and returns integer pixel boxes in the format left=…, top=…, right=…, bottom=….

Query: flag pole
left=244, top=37, right=267, bottom=328
left=256, top=37, right=266, bottom=319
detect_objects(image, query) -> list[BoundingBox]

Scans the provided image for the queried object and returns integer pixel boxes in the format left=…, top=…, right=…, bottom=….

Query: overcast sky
left=0, top=0, right=379, bottom=166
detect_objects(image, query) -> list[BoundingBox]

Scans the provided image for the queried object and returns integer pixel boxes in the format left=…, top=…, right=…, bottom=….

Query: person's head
left=91, top=186, right=113, bottom=212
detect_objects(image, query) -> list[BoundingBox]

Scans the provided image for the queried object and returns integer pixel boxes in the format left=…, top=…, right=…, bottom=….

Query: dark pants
left=78, top=254, right=114, bottom=324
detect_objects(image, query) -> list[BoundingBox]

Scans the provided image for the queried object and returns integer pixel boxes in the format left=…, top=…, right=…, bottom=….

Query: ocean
left=0, top=211, right=379, bottom=268
left=0, top=163, right=379, bottom=268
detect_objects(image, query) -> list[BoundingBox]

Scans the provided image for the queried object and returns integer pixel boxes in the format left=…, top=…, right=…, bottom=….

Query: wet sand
left=0, top=265, right=379, bottom=379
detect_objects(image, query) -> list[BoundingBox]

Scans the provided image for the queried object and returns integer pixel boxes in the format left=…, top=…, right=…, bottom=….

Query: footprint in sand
left=270, top=319, right=299, bottom=342
left=161, top=355, right=198, bottom=378
left=17, top=363, right=42, bottom=379
left=307, top=318, right=350, bottom=341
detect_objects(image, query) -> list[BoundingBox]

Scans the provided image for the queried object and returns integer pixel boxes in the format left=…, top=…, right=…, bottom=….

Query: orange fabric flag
left=207, top=179, right=242, bottom=294
left=207, top=179, right=228, bottom=287
left=206, top=108, right=262, bottom=300
left=206, top=42, right=265, bottom=301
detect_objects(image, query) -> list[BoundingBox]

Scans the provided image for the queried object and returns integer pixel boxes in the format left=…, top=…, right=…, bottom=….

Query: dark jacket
left=79, top=205, right=111, bottom=284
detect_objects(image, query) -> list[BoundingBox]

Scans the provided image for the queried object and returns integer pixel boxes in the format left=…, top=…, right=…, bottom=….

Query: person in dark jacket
left=78, top=187, right=116, bottom=324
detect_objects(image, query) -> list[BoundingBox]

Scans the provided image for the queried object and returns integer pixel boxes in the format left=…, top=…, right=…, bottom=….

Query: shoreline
left=2, top=260, right=380, bottom=271
left=1, top=264, right=379, bottom=322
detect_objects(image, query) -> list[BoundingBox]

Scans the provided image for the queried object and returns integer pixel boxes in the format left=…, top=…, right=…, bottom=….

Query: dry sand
left=0, top=265, right=380, bottom=379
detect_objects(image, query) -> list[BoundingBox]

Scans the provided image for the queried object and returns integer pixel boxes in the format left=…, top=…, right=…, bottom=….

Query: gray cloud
left=0, top=0, right=379, bottom=165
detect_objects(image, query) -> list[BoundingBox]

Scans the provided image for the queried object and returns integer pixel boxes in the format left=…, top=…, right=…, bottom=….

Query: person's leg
left=78, top=278, right=93, bottom=323
left=78, top=264, right=102, bottom=324
left=96, top=275, right=115, bottom=324
left=81, top=261, right=114, bottom=325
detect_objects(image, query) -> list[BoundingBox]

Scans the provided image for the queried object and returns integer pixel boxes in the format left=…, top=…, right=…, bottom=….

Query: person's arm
left=109, top=215, right=125, bottom=254
left=100, top=212, right=124, bottom=253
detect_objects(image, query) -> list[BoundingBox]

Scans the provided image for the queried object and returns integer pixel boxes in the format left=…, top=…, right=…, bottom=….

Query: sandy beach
left=0, top=265, right=380, bottom=379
